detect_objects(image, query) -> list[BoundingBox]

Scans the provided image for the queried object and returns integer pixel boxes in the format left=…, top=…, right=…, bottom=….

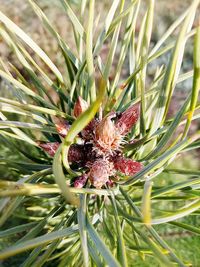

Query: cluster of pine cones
left=38, top=97, right=143, bottom=189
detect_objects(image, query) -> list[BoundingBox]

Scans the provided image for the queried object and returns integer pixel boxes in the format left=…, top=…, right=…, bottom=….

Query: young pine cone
left=94, top=116, right=121, bottom=154
left=115, top=103, right=140, bottom=136
left=89, top=159, right=115, bottom=189
left=113, top=156, right=143, bottom=176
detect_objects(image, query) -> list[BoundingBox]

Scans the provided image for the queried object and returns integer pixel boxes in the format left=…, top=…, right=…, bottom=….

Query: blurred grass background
left=0, top=1, right=200, bottom=266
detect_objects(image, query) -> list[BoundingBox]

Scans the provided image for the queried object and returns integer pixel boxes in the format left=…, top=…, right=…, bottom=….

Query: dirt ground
left=0, top=0, right=198, bottom=60
left=0, top=0, right=199, bottom=112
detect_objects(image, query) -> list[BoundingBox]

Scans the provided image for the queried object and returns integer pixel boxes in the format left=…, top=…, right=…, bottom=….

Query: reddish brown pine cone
left=89, top=159, right=115, bottom=188
left=68, top=144, right=84, bottom=163
left=115, top=103, right=140, bottom=135
left=74, top=173, right=88, bottom=188
left=38, top=142, right=93, bottom=163
left=113, top=156, right=143, bottom=176
left=37, top=141, right=60, bottom=157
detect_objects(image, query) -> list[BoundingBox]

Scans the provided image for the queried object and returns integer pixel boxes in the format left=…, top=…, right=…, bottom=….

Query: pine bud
left=115, top=103, right=140, bottom=135
left=94, top=116, right=121, bottom=153
left=73, top=96, right=89, bottom=117
left=68, top=144, right=86, bottom=163
left=37, top=141, right=60, bottom=157
left=113, top=156, right=143, bottom=176
left=38, top=142, right=86, bottom=162
left=74, top=173, right=88, bottom=188
left=89, top=159, right=114, bottom=188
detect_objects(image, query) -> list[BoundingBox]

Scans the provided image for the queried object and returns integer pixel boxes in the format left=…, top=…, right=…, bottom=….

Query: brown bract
left=73, top=96, right=89, bottom=117
left=54, top=118, right=70, bottom=138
